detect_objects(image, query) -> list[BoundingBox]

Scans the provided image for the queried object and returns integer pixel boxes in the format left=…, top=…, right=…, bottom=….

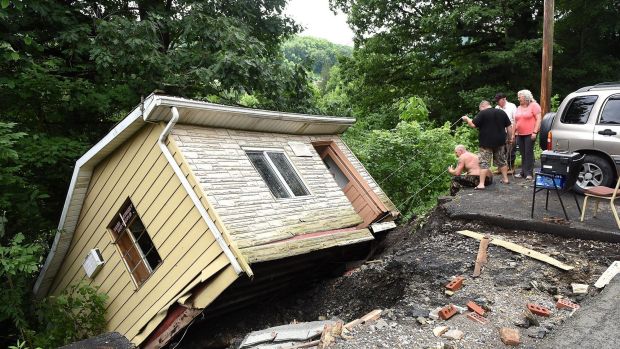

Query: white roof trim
left=33, top=95, right=355, bottom=297
left=152, top=95, right=355, bottom=125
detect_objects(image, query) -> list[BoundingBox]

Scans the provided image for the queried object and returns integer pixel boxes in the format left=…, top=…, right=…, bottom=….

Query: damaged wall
left=170, top=126, right=367, bottom=256
left=47, top=123, right=238, bottom=345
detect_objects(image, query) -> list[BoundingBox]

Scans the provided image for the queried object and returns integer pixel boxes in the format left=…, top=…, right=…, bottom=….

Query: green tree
left=330, top=0, right=620, bottom=125
left=344, top=97, right=472, bottom=218
left=0, top=0, right=316, bottom=235
left=330, top=0, right=544, bottom=124
left=282, top=36, right=352, bottom=79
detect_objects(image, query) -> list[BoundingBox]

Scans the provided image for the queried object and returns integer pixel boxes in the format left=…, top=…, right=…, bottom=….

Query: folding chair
left=580, top=175, right=620, bottom=229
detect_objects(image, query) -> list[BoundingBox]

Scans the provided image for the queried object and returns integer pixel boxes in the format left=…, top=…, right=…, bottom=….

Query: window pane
left=268, top=152, right=310, bottom=196
left=246, top=151, right=290, bottom=198
left=561, top=95, right=598, bottom=124
left=130, top=219, right=161, bottom=270
left=600, top=97, right=620, bottom=124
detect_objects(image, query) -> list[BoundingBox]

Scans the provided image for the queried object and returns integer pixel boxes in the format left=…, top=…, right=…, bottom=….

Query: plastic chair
left=531, top=155, right=585, bottom=220
left=580, top=175, right=620, bottom=229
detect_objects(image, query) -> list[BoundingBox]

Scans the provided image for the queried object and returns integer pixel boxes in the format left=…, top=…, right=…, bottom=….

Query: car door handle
left=598, top=129, right=617, bottom=136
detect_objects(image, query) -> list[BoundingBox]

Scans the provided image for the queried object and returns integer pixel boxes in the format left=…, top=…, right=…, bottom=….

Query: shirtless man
left=448, top=145, right=492, bottom=194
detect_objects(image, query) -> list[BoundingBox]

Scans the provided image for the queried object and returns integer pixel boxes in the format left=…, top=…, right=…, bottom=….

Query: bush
left=344, top=97, right=484, bottom=219
left=1, top=219, right=107, bottom=348
left=32, top=283, right=108, bottom=348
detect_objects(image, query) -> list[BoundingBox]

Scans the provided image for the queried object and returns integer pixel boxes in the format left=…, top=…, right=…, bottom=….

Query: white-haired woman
left=513, top=89, right=541, bottom=179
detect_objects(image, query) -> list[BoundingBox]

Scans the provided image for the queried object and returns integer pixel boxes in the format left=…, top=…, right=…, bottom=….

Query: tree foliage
left=345, top=97, right=477, bottom=218
left=0, top=1, right=316, bottom=346
left=330, top=0, right=620, bottom=123
left=282, top=36, right=352, bottom=85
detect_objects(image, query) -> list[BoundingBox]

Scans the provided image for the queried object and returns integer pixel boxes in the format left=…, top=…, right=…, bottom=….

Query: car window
left=599, top=96, right=620, bottom=125
left=560, top=95, right=598, bottom=124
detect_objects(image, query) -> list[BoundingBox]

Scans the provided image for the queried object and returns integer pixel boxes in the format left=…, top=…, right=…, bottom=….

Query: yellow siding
left=48, top=123, right=239, bottom=345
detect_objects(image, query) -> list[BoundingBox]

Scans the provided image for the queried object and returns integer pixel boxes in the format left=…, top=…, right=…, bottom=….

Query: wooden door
left=313, top=141, right=388, bottom=228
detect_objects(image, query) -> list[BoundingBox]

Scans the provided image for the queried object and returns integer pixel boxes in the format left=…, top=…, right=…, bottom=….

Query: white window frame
left=244, top=148, right=310, bottom=198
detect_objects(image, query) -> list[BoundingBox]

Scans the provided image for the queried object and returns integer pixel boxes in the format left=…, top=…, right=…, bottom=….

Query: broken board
left=456, top=230, right=574, bottom=271
left=594, top=261, right=620, bottom=288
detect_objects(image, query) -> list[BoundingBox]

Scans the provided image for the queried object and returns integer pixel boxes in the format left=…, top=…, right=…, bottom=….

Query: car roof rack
left=576, top=82, right=620, bottom=92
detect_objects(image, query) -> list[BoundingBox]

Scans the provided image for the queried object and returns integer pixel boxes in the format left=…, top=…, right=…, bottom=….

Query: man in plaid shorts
left=462, top=100, right=513, bottom=189
left=448, top=144, right=492, bottom=195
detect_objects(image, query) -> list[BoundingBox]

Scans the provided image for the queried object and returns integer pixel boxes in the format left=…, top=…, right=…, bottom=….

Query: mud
left=174, top=206, right=619, bottom=348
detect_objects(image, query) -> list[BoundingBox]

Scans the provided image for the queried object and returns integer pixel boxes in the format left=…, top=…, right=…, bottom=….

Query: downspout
left=158, top=107, right=243, bottom=275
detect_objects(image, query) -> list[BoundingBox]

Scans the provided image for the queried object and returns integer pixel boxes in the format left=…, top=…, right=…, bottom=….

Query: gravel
left=177, top=206, right=619, bottom=349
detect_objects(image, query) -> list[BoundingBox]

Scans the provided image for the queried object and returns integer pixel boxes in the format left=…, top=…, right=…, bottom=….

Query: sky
left=285, top=0, right=354, bottom=46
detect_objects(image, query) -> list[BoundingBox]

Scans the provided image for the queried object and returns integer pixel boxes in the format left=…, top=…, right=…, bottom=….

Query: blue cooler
left=535, top=174, right=566, bottom=189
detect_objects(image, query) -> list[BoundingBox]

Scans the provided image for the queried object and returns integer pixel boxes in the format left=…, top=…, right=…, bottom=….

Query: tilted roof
left=33, top=94, right=355, bottom=297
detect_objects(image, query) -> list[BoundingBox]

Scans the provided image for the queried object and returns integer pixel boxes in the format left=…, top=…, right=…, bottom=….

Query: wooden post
left=540, top=0, right=555, bottom=115
left=472, top=235, right=490, bottom=277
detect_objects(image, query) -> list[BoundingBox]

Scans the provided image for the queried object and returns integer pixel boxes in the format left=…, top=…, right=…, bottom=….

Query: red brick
left=445, top=276, right=465, bottom=291
left=556, top=298, right=580, bottom=310
left=527, top=303, right=551, bottom=317
left=466, top=312, right=488, bottom=325
left=439, top=304, right=457, bottom=320
left=499, top=327, right=520, bottom=346
left=466, top=300, right=485, bottom=316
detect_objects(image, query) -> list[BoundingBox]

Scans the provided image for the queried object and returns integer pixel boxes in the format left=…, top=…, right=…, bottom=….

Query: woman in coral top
left=513, top=89, right=541, bottom=179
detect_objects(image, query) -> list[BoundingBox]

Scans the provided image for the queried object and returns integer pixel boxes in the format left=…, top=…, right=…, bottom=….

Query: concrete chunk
left=240, top=320, right=336, bottom=348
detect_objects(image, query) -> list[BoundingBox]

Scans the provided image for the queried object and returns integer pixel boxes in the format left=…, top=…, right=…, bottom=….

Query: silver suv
left=540, top=82, right=620, bottom=193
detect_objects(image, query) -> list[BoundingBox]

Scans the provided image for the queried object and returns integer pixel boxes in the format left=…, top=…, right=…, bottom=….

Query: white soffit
left=147, top=96, right=355, bottom=135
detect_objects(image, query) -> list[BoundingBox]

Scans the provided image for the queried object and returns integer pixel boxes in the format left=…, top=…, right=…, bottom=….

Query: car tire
left=539, top=112, right=555, bottom=151
left=574, top=154, right=616, bottom=194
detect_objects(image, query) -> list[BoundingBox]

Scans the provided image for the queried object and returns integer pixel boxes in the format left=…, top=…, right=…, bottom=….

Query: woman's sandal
left=500, top=179, right=510, bottom=184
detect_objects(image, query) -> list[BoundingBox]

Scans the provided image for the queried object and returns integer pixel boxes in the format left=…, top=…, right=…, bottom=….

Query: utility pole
left=540, top=0, right=554, bottom=115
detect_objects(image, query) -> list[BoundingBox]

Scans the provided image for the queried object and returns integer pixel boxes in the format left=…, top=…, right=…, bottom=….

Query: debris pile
left=178, top=208, right=619, bottom=349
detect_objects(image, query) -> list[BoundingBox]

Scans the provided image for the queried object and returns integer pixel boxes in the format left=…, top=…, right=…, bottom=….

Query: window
left=599, top=96, right=620, bottom=125
left=108, top=199, right=161, bottom=286
left=560, top=95, right=598, bottom=124
left=246, top=150, right=310, bottom=198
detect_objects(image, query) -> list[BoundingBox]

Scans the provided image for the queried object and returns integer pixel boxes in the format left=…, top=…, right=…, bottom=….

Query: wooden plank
left=594, top=261, right=620, bottom=288
left=243, top=228, right=374, bottom=263
left=190, top=265, right=239, bottom=308
left=472, top=235, right=490, bottom=277
left=344, top=309, right=382, bottom=330
left=142, top=305, right=202, bottom=349
left=121, top=250, right=231, bottom=343
left=456, top=230, right=574, bottom=271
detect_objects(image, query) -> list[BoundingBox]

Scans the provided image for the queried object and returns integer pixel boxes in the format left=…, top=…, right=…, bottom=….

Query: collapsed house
left=33, top=94, right=399, bottom=348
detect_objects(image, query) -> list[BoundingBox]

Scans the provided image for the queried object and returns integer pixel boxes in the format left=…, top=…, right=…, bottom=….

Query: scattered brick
left=466, top=300, right=485, bottom=316
left=439, top=304, right=458, bottom=320
left=556, top=298, right=580, bottom=310
left=467, top=312, right=489, bottom=325
left=445, top=276, right=465, bottom=291
left=499, top=327, right=521, bottom=346
left=527, top=303, right=551, bottom=317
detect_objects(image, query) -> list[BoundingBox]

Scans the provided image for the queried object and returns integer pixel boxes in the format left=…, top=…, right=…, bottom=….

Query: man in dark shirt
left=462, top=100, right=513, bottom=188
